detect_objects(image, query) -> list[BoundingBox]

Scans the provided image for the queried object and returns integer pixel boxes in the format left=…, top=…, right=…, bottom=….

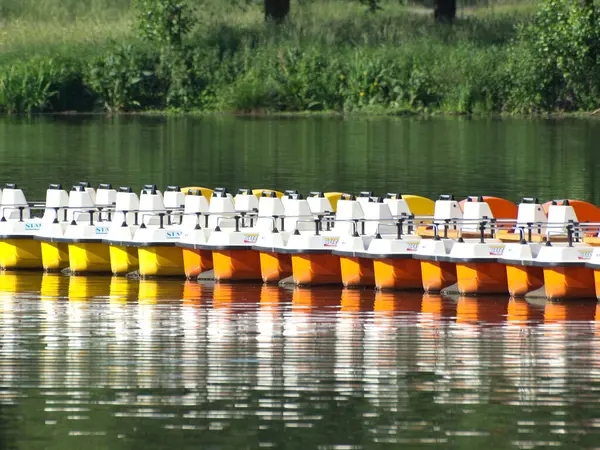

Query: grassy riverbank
left=1, top=0, right=597, bottom=115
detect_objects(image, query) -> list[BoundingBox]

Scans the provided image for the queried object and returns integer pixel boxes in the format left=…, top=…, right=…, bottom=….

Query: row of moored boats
left=2, top=182, right=600, bottom=300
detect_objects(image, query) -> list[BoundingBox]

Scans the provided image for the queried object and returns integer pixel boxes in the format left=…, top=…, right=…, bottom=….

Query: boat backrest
left=1, top=184, right=30, bottom=220
left=77, top=181, right=96, bottom=204
left=164, top=186, right=185, bottom=210
left=547, top=201, right=578, bottom=235
left=516, top=197, right=547, bottom=233
left=462, top=196, right=495, bottom=232
left=256, top=192, right=286, bottom=231
left=357, top=191, right=373, bottom=208
left=384, top=193, right=412, bottom=217
left=284, top=197, right=313, bottom=232
left=234, top=189, right=259, bottom=213
left=433, top=194, right=463, bottom=223
left=139, top=184, right=165, bottom=226
left=182, top=189, right=210, bottom=229
left=113, top=187, right=139, bottom=225
left=363, top=197, right=396, bottom=235
left=43, top=184, right=69, bottom=223
left=208, top=188, right=236, bottom=229
left=333, top=195, right=365, bottom=234
left=68, top=184, right=96, bottom=223
left=307, top=192, right=333, bottom=215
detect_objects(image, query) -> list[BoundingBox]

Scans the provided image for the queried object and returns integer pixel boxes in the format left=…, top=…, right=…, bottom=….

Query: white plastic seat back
left=234, top=189, right=259, bottom=213
left=42, top=184, right=69, bottom=223
left=333, top=198, right=364, bottom=234
left=208, top=188, right=236, bottom=229
left=281, top=190, right=300, bottom=209
left=1, top=185, right=29, bottom=220
left=357, top=192, right=374, bottom=208
left=164, top=186, right=185, bottom=210
left=384, top=197, right=412, bottom=218
left=95, top=185, right=117, bottom=207
left=182, top=190, right=210, bottom=229
left=67, top=185, right=96, bottom=223
left=284, top=198, right=313, bottom=232
left=112, top=187, right=140, bottom=226
left=139, top=185, right=165, bottom=226
left=516, top=198, right=547, bottom=234
left=462, top=198, right=494, bottom=232
left=256, top=195, right=285, bottom=231
left=433, top=195, right=463, bottom=224
left=547, top=202, right=578, bottom=236
left=95, top=184, right=117, bottom=223
left=363, top=200, right=395, bottom=235
left=307, top=194, right=333, bottom=215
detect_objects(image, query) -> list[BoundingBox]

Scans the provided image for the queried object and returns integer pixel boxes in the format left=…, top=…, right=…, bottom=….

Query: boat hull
left=455, top=262, right=508, bottom=295
left=0, top=238, right=42, bottom=270
left=291, top=253, right=341, bottom=286
left=259, top=251, right=292, bottom=283
left=109, top=245, right=139, bottom=275
left=543, top=266, right=595, bottom=299
left=68, top=242, right=111, bottom=274
left=181, top=248, right=213, bottom=279
left=373, top=258, right=422, bottom=291
left=41, top=241, right=69, bottom=272
left=506, top=264, right=544, bottom=297
left=420, top=260, right=456, bottom=293
left=340, top=256, right=374, bottom=288
left=212, top=249, right=261, bottom=281
left=138, top=246, right=184, bottom=277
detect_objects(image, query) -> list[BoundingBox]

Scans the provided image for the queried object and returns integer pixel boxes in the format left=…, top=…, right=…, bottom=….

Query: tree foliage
left=134, top=0, right=193, bottom=47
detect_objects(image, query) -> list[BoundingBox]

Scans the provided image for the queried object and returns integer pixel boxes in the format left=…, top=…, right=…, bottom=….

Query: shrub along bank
left=0, top=0, right=599, bottom=115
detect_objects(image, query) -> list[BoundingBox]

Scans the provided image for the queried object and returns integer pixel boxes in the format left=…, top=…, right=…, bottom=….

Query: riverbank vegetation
left=1, top=0, right=599, bottom=115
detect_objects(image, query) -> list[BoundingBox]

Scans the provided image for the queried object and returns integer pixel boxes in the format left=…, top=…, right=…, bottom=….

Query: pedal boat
left=270, top=192, right=350, bottom=286
left=197, top=188, right=282, bottom=282
left=332, top=194, right=422, bottom=288
left=253, top=190, right=315, bottom=283
left=176, top=188, right=213, bottom=279
left=528, top=200, right=600, bottom=299
left=0, top=184, right=44, bottom=270
left=53, top=184, right=116, bottom=274
left=427, top=196, right=517, bottom=295
left=497, top=198, right=547, bottom=296
left=412, top=195, right=463, bottom=293
left=34, top=184, right=70, bottom=271
left=102, top=186, right=141, bottom=275
left=124, top=185, right=185, bottom=278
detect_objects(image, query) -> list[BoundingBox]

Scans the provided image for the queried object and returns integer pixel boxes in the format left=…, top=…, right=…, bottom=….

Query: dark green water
left=2, top=115, right=600, bottom=203
left=1, top=116, right=600, bottom=449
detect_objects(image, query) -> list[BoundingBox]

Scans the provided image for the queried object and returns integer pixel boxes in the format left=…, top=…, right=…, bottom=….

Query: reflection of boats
left=291, top=287, right=342, bottom=313
left=259, top=285, right=288, bottom=306
left=40, top=273, right=69, bottom=300
left=0, top=272, right=43, bottom=296
left=212, top=283, right=262, bottom=309
left=420, top=293, right=456, bottom=318
left=373, top=291, right=423, bottom=316
left=506, top=298, right=544, bottom=325
left=456, top=296, right=510, bottom=324
left=138, top=279, right=183, bottom=304
left=182, top=280, right=210, bottom=306
left=109, top=277, right=139, bottom=303
left=68, top=275, right=111, bottom=302
left=544, top=300, right=598, bottom=323
left=340, top=289, right=375, bottom=313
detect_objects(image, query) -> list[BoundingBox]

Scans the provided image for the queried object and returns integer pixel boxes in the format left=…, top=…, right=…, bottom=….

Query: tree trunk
left=434, top=0, right=456, bottom=23
left=264, top=0, right=290, bottom=23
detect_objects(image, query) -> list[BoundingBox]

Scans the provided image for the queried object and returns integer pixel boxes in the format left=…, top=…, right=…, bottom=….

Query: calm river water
left=1, top=115, right=600, bottom=449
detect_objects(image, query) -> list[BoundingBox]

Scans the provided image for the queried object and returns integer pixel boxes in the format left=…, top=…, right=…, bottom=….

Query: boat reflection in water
left=0, top=273, right=599, bottom=447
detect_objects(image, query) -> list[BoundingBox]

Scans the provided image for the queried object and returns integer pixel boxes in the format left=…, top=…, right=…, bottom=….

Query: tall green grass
left=0, top=0, right=584, bottom=115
